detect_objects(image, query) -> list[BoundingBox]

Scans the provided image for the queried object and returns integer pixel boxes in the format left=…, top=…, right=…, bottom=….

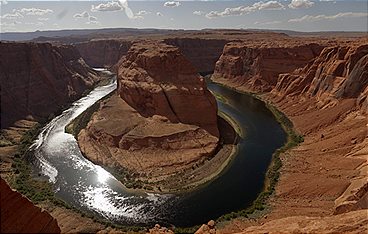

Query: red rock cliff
left=274, top=44, right=368, bottom=110
left=0, top=42, right=100, bottom=128
left=0, top=178, right=61, bottom=233
left=163, top=38, right=228, bottom=73
left=212, top=42, right=323, bottom=91
left=75, top=39, right=131, bottom=68
left=118, top=41, right=219, bottom=137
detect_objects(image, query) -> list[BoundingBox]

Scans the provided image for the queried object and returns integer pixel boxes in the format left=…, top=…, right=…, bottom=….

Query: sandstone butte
left=0, top=178, right=61, bottom=233
left=0, top=42, right=101, bottom=128
left=77, top=41, right=225, bottom=192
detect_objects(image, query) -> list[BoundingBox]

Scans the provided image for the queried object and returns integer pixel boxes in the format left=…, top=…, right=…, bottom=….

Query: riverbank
left=210, top=76, right=368, bottom=233
left=66, top=93, right=239, bottom=194
left=204, top=78, right=303, bottom=225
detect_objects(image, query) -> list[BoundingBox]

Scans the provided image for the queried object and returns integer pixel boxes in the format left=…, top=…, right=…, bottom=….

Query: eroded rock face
left=212, top=42, right=323, bottom=91
left=75, top=39, right=131, bottom=68
left=0, top=179, right=61, bottom=233
left=117, top=41, right=219, bottom=137
left=0, top=42, right=100, bottom=128
left=274, top=44, right=368, bottom=109
left=163, top=38, right=228, bottom=73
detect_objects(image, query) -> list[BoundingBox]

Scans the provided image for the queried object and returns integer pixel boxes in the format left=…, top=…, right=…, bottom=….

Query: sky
left=0, top=0, right=367, bottom=32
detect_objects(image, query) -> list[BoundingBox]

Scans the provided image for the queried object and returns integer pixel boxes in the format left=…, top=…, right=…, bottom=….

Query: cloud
left=136, top=10, right=151, bottom=16
left=288, top=12, right=368, bottom=22
left=91, top=1, right=122, bottom=12
left=0, top=20, right=21, bottom=26
left=73, top=11, right=89, bottom=19
left=157, top=12, right=163, bottom=17
left=206, top=1, right=284, bottom=19
left=73, top=11, right=99, bottom=24
left=254, top=20, right=282, bottom=25
left=88, top=15, right=99, bottom=24
left=15, top=8, right=54, bottom=16
left=288, top=0, right=314, bottom=9
left=25, top=22, right=44, bottom=26
left=164, top=1, right=181, bottom=8
left=257, top=1, right=285, bottom=10
left=0, top=0, right=8, bottom=6
left=91, top=1, right=137, bottom=19
left=1, top=12, right=24, bottom=19
left=193, top=11, right=205, bottom=16
left=37, top=17, right=49, bottom=21
left=89, top=15, right=98, bottom=22
left=118, top=0, right=135, bottom=19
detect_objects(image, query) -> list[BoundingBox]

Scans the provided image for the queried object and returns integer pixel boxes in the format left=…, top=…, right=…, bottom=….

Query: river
left=29, top=73, right=286, bottom=227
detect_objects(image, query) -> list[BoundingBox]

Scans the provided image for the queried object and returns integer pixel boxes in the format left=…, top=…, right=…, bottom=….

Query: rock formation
left=117, top=41, right=219, bottom=137
left=212, top=38, right=368, bottom=233
left=75, top=38, right=227, bottom=74
left=0, top=42, right=100, bottom=128
left=271, top=43, right=368, bottom=215
left=212, top=42, right=324, bottom=91
left=0, top=178, right=61, bottom=233
left=274, top=44, right=368, bottom=109
left=78, top=41, right=221, bottom=191
left=75, top=39, right=131, bottom=68
left=163, top=38, right=228, bottom=73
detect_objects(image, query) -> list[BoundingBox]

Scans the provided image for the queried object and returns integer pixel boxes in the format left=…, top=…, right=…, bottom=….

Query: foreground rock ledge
left=0, top=179, right=61, bottom=233
left=77, top=42, right=236, bottom=192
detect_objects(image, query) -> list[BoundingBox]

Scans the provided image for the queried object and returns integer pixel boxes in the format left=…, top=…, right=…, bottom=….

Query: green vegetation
left=0, top=130, right=14, bottom=147
left=65, top=92, right=114, bottom=137
left=9, top=123, right=69, bottom=207
left=212, top=91, right=228, bottom=104
left=173, top=225, right=201, bottom=234
left=65, top=100, right=100, bottom=137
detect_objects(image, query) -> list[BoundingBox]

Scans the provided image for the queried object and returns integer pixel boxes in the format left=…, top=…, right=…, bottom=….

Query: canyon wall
left=0, top=42, right=100, bottom=128
left=0, top=178, right=61, bottom=233
left=163, top=38, right=228, bottom=73
left=274, top=44, right=368, bottom=110
left=75, top=39, right=131, bottom=68
left=212, top=42, right=324, bottom=91
left=211, top=39, right=368, bottom=233
left=74, top=37, right=227, bottom=73
left=271, top=43, right=368, bottom=215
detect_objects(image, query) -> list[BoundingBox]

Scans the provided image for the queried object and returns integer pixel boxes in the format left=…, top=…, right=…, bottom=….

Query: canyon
left=76, top=41, right=236, bottom=192
left=1, top=29, right=367, bottom=233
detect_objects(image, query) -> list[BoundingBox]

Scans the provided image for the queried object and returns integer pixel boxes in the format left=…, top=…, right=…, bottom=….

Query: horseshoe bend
left=74, top=41, right=237, bottom=193
left=1, top=2, right=368, bottom=233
